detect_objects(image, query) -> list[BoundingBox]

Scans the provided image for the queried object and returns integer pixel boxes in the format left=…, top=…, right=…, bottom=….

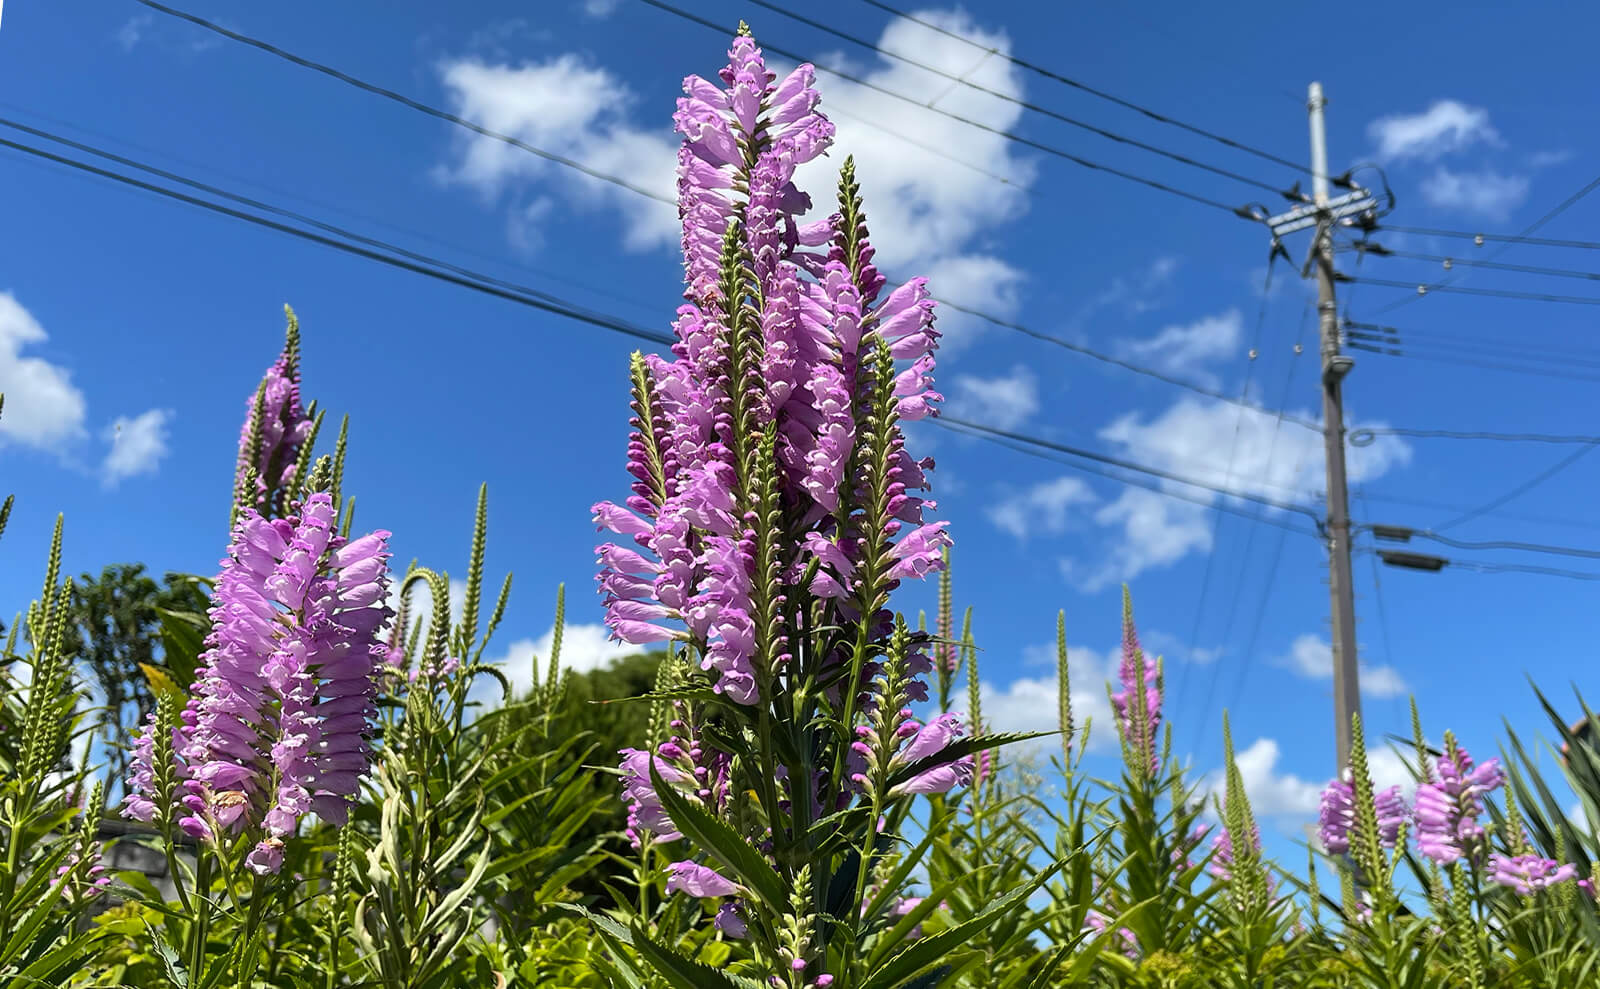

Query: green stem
left=188, top=853, right=214, bottom=983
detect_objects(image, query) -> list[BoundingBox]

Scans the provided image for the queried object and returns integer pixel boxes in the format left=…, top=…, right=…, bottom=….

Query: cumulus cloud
left=0, top=292, right=87, bottom=452
left=1368, top=100, right=1500, bottom=161
left=1201, top=737, right=1323, bottom=817
left=948, top=364, right=1038, bottom=430
left=977, top=642, right=1118, bottom=752
left=479, top=622, right=640, bottom=699
left=1098, top=397, right=1411, bottom=505
left=101, top=409, right=172, bottom=486
left=1421, top=167, right=1530, bottom=219
left=987, top=476, right=1094, bottom=540
left=117, top=13, right=152, bottom=51
left=1124, top=309, right=1242, bottom=383
left=1279, top=633, right=1410, bottom=700
left=1066, top=490, right=1211, bottom=592
left=1051, top=396, right=1411, bottom=586
left=435, top=54, right=679, bottom=250
left=436, top=11, right=1034, bottom=347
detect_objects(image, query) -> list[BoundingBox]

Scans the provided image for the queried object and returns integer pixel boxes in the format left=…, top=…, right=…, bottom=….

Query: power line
left=744, top=0, right=1288, bottom=195
left=0, top=130, right=677, bottom=347
left=1435, top=559, right=1600, bottom=582
left=855, top=0, right=1316, bottom=177
left=1354, top=487, right=1404, bottom=727
left=634, top=0, right=1265, bottom=216
left=1178, top=297, right=1308, bottom=741
left=132, top=2, right=1309, bottom=422
left=1345, top=340, right=1600, bottom=385
left=1343, top=319, right=1600, bottom=366
left=1355, top=247, right=1600, bottom=283
left=1409, top=529, right=1600, bottom=562
left=1375, top=226, right=1600, bottom=251
left=1370, top=172, right=1600, bottom=315
left=4, top=118, right=1324, bottom=535
left=7, top=113, right=1320, bottom=462
left=1351, top=426, right=1600, bottom=446
left=1355, top=489, right=1600, bottom=533
left=935, top=415, right=1327, bottom=523
left=1429, top=443, right=1599, bottom=533
left=131, top=0, right=677, bottom=206
left=927, top=292, right=1323, bottom=433
left=1351, top=276, right=1600, bottom=306
left=933, top=420, right=1317, bottom=536
left=0, top=116, right=638, bottom=316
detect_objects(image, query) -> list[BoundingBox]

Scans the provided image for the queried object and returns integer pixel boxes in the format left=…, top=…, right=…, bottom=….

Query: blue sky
left=2, top=0, right=1597, bottom=854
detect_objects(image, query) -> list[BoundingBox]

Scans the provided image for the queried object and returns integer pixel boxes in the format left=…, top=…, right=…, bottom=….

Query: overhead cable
left=856, top=0, right=1316, bottom=177
left=745, top=0, right=1288, bottom=195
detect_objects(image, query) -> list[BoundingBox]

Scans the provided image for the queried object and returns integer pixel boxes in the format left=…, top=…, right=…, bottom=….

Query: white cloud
left=1202, top=737, right=1324, bottom=817
left=1367, top=100, right=1500, bottom=161
left=1280, top=633, right=1410, bottom=700
left=1072, top=256, right=1180, bottom=327
left=921, top=255, right=1027, bottom=349
left=1066, top=489, right=1211, bottom=592
left=581, top=0, right=620, bottom=16
left=1421, top=167, right=1530, bottom=220
left=978, top=642, right=1117, bottom=752
left=436, top=12, right=1034, bottom=345
left=101, top=409, right=172, bottom=486
left=1098, top=397, right=1411, bottom=505
left=0, top=292, right=87, bottom=451
left=1053, top=396, right=1411, bottom=584
left=1145, top=629, right=1221, bottom=666
left=987, top=476, right=1094, bottom=540
left=1124, top=309, right=1242, bottom=382
left=116, top=14, right=151, bottom=51
left=478, top=622, right=639, bottom=700
left=435, top=55, right=679, bottom=250
left=948, top=364, right=1038, bottom=430
left=1528, top=149, right=1575, bottom=169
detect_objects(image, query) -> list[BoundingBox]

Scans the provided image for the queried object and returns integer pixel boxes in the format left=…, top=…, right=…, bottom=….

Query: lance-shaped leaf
left=859, top=858, right=1064, bottom=989
left=886, top=730, right=1057, bottom=791
left=648, top=757, right=787, bottom=910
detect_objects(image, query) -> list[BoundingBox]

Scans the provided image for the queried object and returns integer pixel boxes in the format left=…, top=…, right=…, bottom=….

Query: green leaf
left=156, top=607, right=208, bottom=686
left=887, top=731, right=1057, bottom=791
left=648, top=757, right=788, bottom=910
left=859, top=859, right=1062, bottom=989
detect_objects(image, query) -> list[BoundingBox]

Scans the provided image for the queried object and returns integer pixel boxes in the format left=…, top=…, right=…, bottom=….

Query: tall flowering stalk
left=233, top=306, right=321, bottom=524
left=1414, top=732, right=1504, bottom=866
left=1109, top=586, right=1160, bottom=780
left=587, top=27, right=1048, bottom=987
left=125, top=473, right=393, bottom=876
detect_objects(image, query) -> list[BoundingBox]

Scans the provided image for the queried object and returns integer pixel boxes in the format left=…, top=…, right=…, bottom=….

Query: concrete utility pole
left=1265, top=84, right=1375, bottom=773
left=1307, top=82, right=1362, bottom=774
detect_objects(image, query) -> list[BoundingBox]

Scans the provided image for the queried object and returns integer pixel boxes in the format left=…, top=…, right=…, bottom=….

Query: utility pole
left=1265, top=84, right=1375, bottom=773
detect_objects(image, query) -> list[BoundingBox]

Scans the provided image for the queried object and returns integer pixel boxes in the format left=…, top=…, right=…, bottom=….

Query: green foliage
left=62, top=564, right=211, bottom=786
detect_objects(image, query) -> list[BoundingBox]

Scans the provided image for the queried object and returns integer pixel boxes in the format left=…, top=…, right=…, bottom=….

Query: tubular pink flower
left=1414, top=746, right=1502, bottom=865
left=666, top=860, right=740, bottom=898
left=122, top=493, right=391, bottom=874
left=1489, top=853, right=1577, bottom=896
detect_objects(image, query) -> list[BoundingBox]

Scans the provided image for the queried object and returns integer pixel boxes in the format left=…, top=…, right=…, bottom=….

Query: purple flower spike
left=1489, top=853, right=1577, bottom=896
left=1414, top=745, right=1502, bottom=865
left=1319, top=776, right=1408, bottom=855
left=122, top=492, right=393, bottom=874
left=236, top=315, right=315, bottom=517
